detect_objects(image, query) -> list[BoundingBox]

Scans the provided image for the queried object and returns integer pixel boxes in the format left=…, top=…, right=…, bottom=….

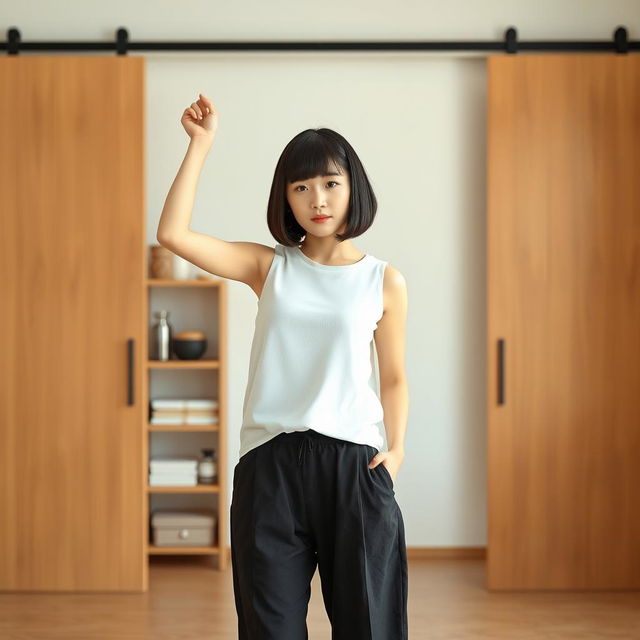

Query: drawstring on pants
left=297, top=434, right=314, bottom=466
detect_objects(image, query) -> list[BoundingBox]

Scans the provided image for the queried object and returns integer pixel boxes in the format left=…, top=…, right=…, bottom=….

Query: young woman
left=158, top=93, right=409, bottom=639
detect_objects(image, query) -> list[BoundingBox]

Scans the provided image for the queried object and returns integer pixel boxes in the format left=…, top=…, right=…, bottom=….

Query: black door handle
left=127, top=338, right=135, bottom=406
left=497, top=338, right=505, bottom=405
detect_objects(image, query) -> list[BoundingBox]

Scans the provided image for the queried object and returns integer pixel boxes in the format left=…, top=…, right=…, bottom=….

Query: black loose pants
left=230, top=428, right=408, bottom=640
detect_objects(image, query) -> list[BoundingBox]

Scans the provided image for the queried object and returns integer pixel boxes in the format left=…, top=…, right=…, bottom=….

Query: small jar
left=149, top=245, right=174, bottom=279
left=198, top=448, right=217, bottom=485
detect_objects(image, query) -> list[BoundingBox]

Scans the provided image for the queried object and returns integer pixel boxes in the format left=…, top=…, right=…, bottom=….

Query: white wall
left=8, top=0, right=639, bottom=547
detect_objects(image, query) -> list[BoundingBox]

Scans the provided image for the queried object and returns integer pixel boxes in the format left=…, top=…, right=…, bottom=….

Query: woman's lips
left=311, top=216, right=331, bottom=223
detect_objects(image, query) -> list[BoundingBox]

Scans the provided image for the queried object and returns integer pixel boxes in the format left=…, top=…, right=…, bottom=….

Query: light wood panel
left=487, top=54, right=640, bottom=589
left=0, top=56, right=146, bottom=591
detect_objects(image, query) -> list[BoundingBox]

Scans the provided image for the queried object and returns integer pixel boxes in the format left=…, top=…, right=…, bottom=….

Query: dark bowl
left=172, top=338, right=207, bottom=360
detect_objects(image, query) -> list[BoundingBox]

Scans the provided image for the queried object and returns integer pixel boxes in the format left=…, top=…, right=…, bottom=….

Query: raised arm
left=156, top=93, right=271, bottom=291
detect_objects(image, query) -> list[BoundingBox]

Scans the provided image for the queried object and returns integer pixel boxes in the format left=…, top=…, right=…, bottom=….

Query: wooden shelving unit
left=144, top=275, right=228, bottom=570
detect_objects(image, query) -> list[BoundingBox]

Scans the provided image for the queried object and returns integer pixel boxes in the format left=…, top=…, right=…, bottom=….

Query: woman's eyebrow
left=291, top=173, right=342, bottom=184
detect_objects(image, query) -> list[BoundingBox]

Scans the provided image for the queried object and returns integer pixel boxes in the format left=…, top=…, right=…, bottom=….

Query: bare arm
left=370, top=265, right=409, bottom=484
left=156, top=135, right=212, bottom=242
left=156, top=94, right=270, bottom=289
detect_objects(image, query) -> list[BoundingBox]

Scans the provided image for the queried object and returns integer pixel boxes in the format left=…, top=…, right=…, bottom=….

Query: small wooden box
left=151, top=509, right=217, bottom=546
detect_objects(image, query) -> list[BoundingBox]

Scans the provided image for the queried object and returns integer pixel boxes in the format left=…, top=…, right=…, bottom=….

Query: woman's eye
left=293, top=182, right=339, bottom=191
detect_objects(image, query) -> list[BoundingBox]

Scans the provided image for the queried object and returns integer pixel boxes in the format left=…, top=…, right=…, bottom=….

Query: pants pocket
left=365, top=445, right=395, bottom=495
left=377, top=461, right=395, bottom=490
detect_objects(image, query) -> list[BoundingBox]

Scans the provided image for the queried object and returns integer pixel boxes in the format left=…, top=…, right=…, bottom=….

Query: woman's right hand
left=181, top=93, right=219, bottom=142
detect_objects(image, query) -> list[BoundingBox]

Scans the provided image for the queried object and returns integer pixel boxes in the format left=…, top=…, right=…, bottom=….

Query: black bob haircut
left=266, top=128, right=378, bottom=245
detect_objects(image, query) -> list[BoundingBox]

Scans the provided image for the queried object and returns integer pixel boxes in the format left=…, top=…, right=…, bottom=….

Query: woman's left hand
left=368, top=449, right=405, bottom=485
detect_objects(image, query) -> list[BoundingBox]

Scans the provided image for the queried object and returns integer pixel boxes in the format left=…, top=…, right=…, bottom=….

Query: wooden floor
left=1, top=557, right=639, bottom=639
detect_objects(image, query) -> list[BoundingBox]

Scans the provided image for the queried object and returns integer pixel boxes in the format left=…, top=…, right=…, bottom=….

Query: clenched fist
left=181, top=93, right=219, bottom=142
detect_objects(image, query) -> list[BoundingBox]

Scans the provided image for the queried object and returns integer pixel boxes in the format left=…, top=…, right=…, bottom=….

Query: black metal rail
left=2, top=26, right=637, bottom=55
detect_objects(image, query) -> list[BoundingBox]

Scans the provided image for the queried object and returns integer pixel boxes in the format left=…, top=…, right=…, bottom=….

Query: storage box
left=151, top=509, right=217, bottom=546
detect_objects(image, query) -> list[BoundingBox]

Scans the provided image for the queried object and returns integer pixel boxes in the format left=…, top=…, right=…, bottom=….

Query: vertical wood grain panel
left=487, top=54, right=640, bottom=589
left=0, top=57, right=145, bottom=591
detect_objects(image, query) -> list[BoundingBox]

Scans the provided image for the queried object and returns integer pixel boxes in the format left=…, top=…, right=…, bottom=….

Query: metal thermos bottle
left=151, top=310, right=172, bottom=361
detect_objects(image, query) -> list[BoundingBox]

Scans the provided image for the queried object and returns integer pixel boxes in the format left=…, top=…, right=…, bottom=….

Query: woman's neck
left=298, top=239, right=365, bottom=263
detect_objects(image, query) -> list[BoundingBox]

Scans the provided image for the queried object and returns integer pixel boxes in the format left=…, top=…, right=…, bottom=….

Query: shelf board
left=148, top=424, right=219, bottom=432
left=147, top=545, right=220, bottom=555
left=147, top=359, right=220, bottom=369
left=146, top=278, right=221, bottom=287
left=147, top=485, right=220, bottom=493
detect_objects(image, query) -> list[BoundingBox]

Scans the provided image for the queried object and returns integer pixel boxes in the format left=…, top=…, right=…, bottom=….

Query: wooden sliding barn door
left=487, top=55, right=640, bottom=590
left=0, top=57, right=146, bottom=591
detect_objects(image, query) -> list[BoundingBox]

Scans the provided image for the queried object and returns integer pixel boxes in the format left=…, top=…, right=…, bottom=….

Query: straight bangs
left=283, top=135, right=348, bottom=185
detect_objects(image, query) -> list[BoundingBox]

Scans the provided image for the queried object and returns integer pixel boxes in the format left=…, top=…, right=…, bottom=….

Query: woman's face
left=286, top=168, right=351, bottom=239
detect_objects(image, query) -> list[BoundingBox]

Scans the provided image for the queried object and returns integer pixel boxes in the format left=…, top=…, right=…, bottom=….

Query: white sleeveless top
left=238, top=243, right=388, bottom=459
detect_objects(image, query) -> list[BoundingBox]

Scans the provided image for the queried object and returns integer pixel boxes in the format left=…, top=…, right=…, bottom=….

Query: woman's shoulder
left=381, top=262, right=408, bottom=306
